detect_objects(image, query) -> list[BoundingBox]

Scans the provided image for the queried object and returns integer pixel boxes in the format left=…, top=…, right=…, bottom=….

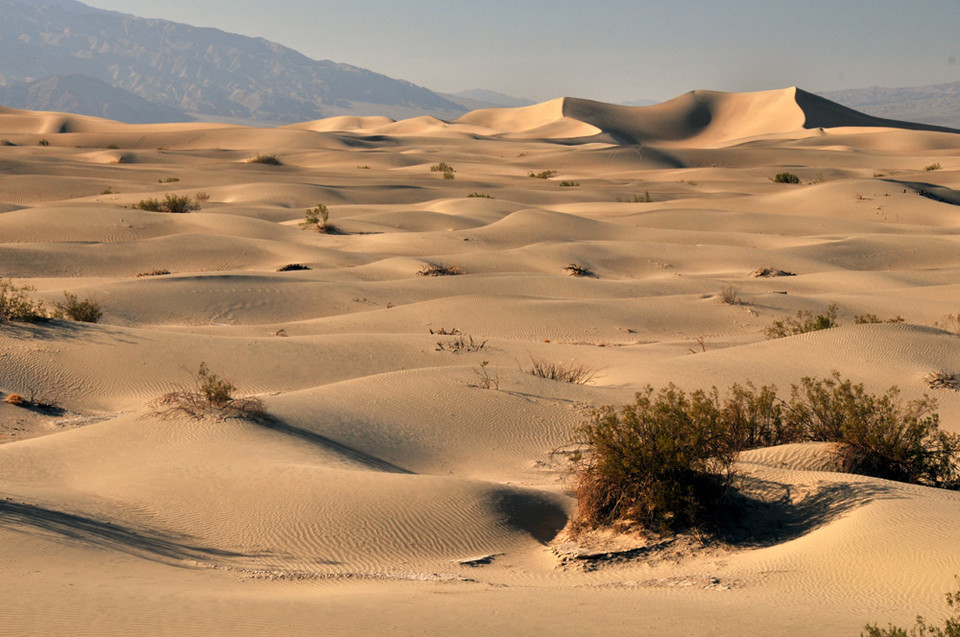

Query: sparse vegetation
left=417, top=263, right=464, bottom=277
left=136, top=269, right=171, bottom=278
left=565, top=263, right=594, bottom=277
left=568, top=374, right=960, bottom=534
left=54, top=292, right=102, bottom=323
left=277, top=263, right=311, bottom=272
left=430, top=162, right=456, bottom=179
left=935, top=313, right=960, bottom=337
left=472, top=361, right=501, bottom=390
left=149, top=362, right=264, bottom=421
left=429, top=327, right=462, bottom=335
left=435, top=335, right=487, bottom=353
left=559, top=180, right=580, bottom=187
left=133, top=194, right=200, bottom=213
left=863, top=578, right=960, bottom=637
left=194, top=192, right=210, bottom=203
left=37, top=138, right=49, bottom=147
left=467, top=192, right=493, bottom=198
left=719, top=285, right=742, bottom=305
left=5, top=393, right=26, bottom=406
left=246, top=154, right=282, bottom=165
left=0, top=279, right=49, bottom=323
left=765, top=304, right=839, bottom=338
left=925, top=163, right=943, bottom=172
left=301, top=203, right=332, bottom=233
left=926, top=371, right=960, bottom=391
left=750, top=267, right=796, bottom=278
left=527, top=357, right=595, bottom=384
left=528, top=170, right=557, bottom=179
left=100, top=188, right=114, bottom=195
left=854, top=314, right=905, bottom=324
left=772, top=172, right=800, bottom=184
left=159, top=177, right=180, bottom=183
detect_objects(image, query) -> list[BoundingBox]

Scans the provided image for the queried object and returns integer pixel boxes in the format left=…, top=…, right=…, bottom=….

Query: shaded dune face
left=1, top=89, right=960, bottom=636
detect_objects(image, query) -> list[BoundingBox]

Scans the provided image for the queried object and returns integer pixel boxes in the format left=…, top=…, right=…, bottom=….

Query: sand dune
left=3, top=90, right=960, bottom=635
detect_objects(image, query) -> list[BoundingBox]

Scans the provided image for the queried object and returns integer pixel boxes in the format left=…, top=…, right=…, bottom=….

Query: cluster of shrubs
left=765, top=305, right=905, bottom=338
left=570, top=373, right=960, bottom=534
left=134, top=194, right=200, bottom=213
left=430, top=162, right=455, bottom=179
left=0, top=280, right=101, bottom=323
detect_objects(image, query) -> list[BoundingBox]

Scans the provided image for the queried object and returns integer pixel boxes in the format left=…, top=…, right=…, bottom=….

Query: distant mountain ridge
left=0, top=0, right=466, bottom=123
left=0, top=74, right=193, bottom=124
left=818, top=80, right=960, bottom=129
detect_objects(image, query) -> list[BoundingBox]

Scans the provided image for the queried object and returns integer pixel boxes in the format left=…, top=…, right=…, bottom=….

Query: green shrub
left=430, top=162, right=455, bottom=173
left=854, top=314, right=905, bottom=324
left=301, top=203, right=331, bottom=233
left=925, top=163, right=943, bottom=172
left=0, top=279, right=49, bottom=323
left=559, top=180, right=580, bottom=187
left=134, top=194, right=199, bottom=213
left=466, top=192, right=493, bottom=198
left=571, top=385, right=741, bottom=532
left=37, top=138, right=49, bottom=147
left=772, top=172, right=800, bottom=184
left=149, top=362, right=264, bottom=421
left=765, top=304, right=839, bottom=338
left=54, top=292, right=102, bottom=323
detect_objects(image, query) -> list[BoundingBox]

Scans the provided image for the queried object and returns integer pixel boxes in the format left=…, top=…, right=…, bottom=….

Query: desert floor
left=2, top=89, right=960, bottom=636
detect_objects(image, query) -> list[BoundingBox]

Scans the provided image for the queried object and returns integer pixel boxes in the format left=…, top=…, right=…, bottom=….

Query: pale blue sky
left=81, top=0, right=960, bottom=103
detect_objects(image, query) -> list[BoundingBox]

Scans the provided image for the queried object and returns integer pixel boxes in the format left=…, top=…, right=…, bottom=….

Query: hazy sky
left=80, top=0, right=960, bottom=103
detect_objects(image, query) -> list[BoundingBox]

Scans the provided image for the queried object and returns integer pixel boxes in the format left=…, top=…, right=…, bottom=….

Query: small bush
left=635, top=191, right=652, bottom=203
left=750, top=267, right=796, bottom=278
left=301, top=203, right=331, bottom=233
left=159, top=177, right=180, bottom=183
left=133, top=194, right=199, bottom=213
left=719, top=285, right=742, bottom=305
left=149, top=362, right=264, bottom=421
left=927, top=371, right=960, bottom=391
left=246, top=154, right=282, bottom=165
left=925, top=163, right=943, bottom=172
left=528, top=170, right=557, bottom=179
left=472, top=361, right=501, bottom=390
left=54, top=292, right=102, bottom=323
left=100, top=188, right=114, bottom=195
left=765, top=304, right=839, bottom=338
left=5, top=393, right=26, bottom=406
left=429, top=327, right=461, bottom=335
left=277, top=263, right=311, bottom=272
left=772, top=172, right=800, bottom=184
left=559, top=180, right=580, bottom=187
left=194, top=192, right=210, bottom=202
left=37, top=138, right=49, bottom=147
left=466, top=192, right=493, bottom=198
left=430, top=162, right=455, bottom=173
left=417, top=263, right=464, bottom=277
left=136, top=269, right=171, bottom=277
left=435, top=335, right=487, bottom=353
left=528, top=357, right=595, bottom=384
left=0, top=279, right=49, bottom=323
left=565, top=263, right=593, bottom=277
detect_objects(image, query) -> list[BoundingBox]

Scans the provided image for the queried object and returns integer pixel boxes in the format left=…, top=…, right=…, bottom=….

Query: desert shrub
left=472, top=361, right=501, bottom=390
left=134, top=194, right=199, bottom=213
left=301, top=203, right=331, bottom=233
left=149, top=362, right=264, bottom=421
left=935, top=313, right=960, bottom=337
left=101, top=188, right=114, bottom=195
left=565, top=263, right=593, bottom=277
left=559, top=180, right=580, bottom=187
left=0, top=279, right=49, bottom=323
left=246, top=154, right=282, bottom=165
left=430, top=162, right=455, bottom=174
left=194, top=192, right=210, bottom=202
left=159, top=177, right=179, bottom=183
left=571, top=385, right=741, bottom=532
left=788, top=374, right=960, bottom=487
left=569, top=374, right=960, bottom=534
left=765, top=304, right=839, bottom=338
left=864, top=579, right=960, bottom=636
left=528, top=170, right=557, bottom=179
left=37, top=138, right=49, bottom=147
left=925, top=163, right=943, bottom=172
left=750, top=267, right=796, bottom=278
left=417, top=263, right=464, bottom=276
left=136, top=269, right=171, bottom=277
left=636, top=191, right=652, bottom=202
left=435, top=335, right=487, bottom=353
left=926, top=371, right=960, bottom=391
left=466, top=192, right=493, bottom=198
left=5, top=393, right=26, bottom=406
left=719, top=285, right=742, bottom=305
left=54, top=292, right=102, bottom=323
left=277, top=263, right=311, bottom=272
left=528, top=357, right=595, bottom=384
left=772, top=172, right=800, bottom=184
left=854, top=314, right=905, bottom=324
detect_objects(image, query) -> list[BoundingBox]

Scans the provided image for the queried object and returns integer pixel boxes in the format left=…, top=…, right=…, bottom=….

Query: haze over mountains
left=0, top=0, right=956, bottom=129
left=0, top=0, right=465, bottom=123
